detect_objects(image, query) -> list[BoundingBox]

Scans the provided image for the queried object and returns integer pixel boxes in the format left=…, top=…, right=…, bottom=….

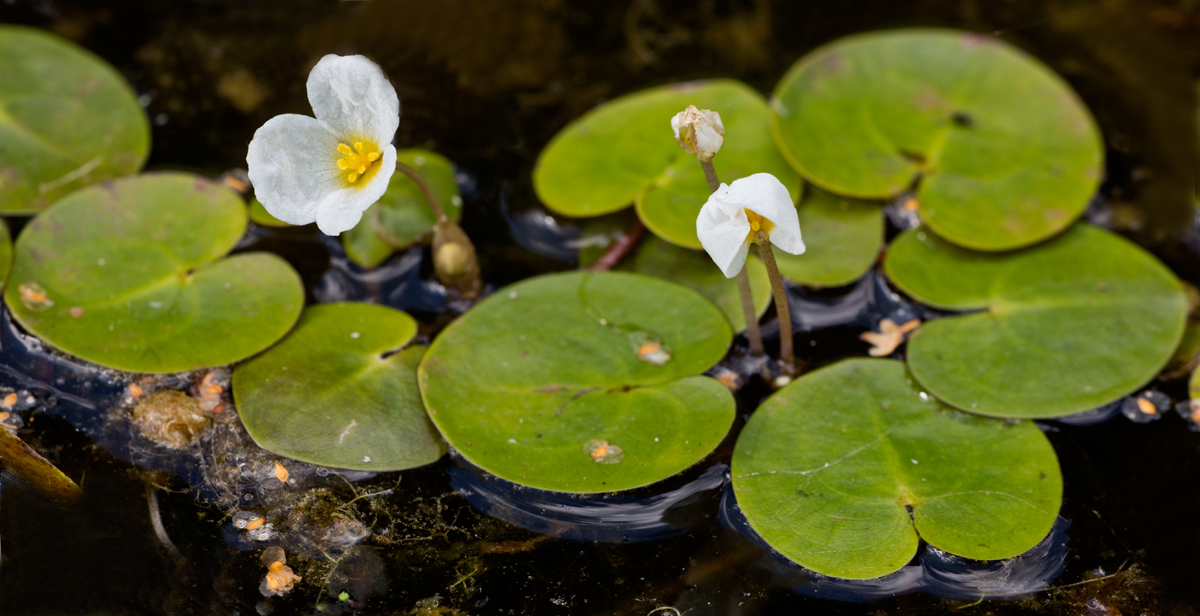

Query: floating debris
left=584, top=439, right=624, bottom=464
left=131, top=389, right=212, bottom=449
left=18, top=281, right=54, bottom=311
left=629, top=331, right=671, bottom=366
left=1121, top=390, right=1169, bottom=423
left=274, top=461, right=289, bottom=484
left=259, top=546, right=302, bottom=597
left=860, top=318, right=921, bottom=357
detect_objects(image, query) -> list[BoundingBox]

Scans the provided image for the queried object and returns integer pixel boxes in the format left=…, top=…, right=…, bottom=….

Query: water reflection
left=313, top=234, right=448, bottom=314
left=718, top=483, right=1071, bottom=601
left=448, top=451, right=726, bottom=542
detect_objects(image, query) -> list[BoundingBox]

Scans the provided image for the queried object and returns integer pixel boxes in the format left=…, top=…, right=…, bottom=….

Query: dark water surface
left=0, top=1, right=1199, bottom=614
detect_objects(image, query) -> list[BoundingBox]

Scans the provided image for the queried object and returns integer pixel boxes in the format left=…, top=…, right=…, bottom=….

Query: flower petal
left=307, top=55, right=400, bottom=146
left=247, top=114, right=342, bottom=226
left=728, top=173, right=805, bottom=255
left=697, top=193, right=752, bottom=278
left=314, top=144, right=398, bottom=236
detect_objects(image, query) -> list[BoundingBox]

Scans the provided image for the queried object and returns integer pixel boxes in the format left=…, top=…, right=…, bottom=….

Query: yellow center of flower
left=744, top=208, right=773, bottom=242
left=335, top=141, right=382, bottom=184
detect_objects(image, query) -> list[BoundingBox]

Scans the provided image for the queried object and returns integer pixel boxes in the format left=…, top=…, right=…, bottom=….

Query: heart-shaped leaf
left=885, top=224, right=1186, bottom=418
left=5, top=172, right=304, bottom=373
left=772, top=187, right=883, bottom=287
left=619, top=235, right=771, bottom=332
left=419, top=271, right=735, bottom=493
left=534, top=79, right=801, bottom=248
left=234, top=302, right=447, bottom=471
left=0, top=25, right=150, bottom=213
left=732, top=358, right=1062, bottom=579
left=771, top=29, right=1102, bottom=251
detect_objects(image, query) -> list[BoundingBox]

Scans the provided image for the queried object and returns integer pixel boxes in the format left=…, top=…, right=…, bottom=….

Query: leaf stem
left=394, top=160, right=448, bottom=222
left=701, top=159, right=764, bottom=355
left=756, top=232, right=794, bottom=370
left=588, top=220, right=647, bottom=272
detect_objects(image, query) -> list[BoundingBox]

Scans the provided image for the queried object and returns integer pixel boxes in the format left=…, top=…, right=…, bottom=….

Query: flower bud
left=432, top=220, right=482, bottom=299
left=671, top=105, right=725, bottom=162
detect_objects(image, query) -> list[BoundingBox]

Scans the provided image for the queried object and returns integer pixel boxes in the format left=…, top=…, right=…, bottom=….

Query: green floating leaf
left=234, top=303, right=447, bottom=471
left=619, top=235, right=771, bottom=332
left=771, top=29, right=1102, bottom=251
left=0, top=25, right=150, bottom=213
left=534, top=79, right=801, bottom=248
left=5, top=172, right=304, bottom=373
left=343, top=149, right=462, bottom=269
left=885, top=224, right=1186, bottom=418
left=248, top=197, right=292, bottom=228
left=772, top=187, right=883, bottom=287
left=732, top=358, right=1062, bottom=579
left=420, top=271, right=735, bottom=493
left=0, top=220, right=13, bottom=289
left=0, top=426, right=82, bottom=505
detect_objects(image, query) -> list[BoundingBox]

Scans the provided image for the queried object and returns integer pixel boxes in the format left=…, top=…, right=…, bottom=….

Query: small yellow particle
left=1136, top=398, right=1158, bottom=415
left=348, top=172, right=359, bottom=183
left=903, top=197, right=919, bottom=211
left=637, top=342, right=661, bottom=359
left=274, top=461, right=289, bottom=483
left=591, top=443, right=610, bottom=460
left=0, top=412, right=9, bottom=422
left=2, top=393, right=17, bottom=407
left=129, top=384, right=144, bottom=398
left=246, top=516, right=265, bottom=530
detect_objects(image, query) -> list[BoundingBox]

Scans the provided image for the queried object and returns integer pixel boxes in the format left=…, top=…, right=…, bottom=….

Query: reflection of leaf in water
left=0, top=426, right=82, bottom=506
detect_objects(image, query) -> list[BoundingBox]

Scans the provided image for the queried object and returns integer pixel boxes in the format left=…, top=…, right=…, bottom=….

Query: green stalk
left=701, top=160, right=764, bottom=356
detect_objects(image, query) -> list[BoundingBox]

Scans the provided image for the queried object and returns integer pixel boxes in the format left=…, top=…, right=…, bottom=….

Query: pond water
left=0, top=1, right=1199, bottom=615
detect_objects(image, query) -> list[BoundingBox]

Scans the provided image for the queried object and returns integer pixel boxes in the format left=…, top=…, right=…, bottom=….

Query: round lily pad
left=732, top=358, right=1062, bottom=579
left=619, top=235, right=771, bottom=332
left=419, top=271, right=735, bottom=493
left=772, top=187, right=883, bottom=287
left=885, top=224, right=1186, bottom=418
left=771, top=29, right=1103, bottom=251
left=0, top=25, right=150, bottom=213
left=342, top=149, right=462, bottom=269
left=233, top=302, right=447, bottom=471
left=5, top=172, right=304, bottom=373
left=534, top=79, right=801, bottom=248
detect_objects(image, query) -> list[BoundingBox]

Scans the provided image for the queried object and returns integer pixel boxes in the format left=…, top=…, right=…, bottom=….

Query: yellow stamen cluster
left=336, top=141, right=381, bottom=184
left=744, top=208, right=774, bottom=242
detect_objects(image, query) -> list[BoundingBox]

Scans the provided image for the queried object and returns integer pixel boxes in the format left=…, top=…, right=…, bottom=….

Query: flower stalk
left=395, top=161, right=482, bottom=299
left=754, top=232, right=794, bottom=369
left=699, top=159, right=763, bottom=356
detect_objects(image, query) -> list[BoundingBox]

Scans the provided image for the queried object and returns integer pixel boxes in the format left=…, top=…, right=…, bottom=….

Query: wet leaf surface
left=248, top=197, right=291, bottom=228
left=618, top=235, right=771, bottom=332
left=234, top=302, right=446, bottom=471
left=4, top=172, right=304, bottom=373
left=771, top=29, right=1102, bottom=251
left=732, top=358, right=1062, bottom=579
left=534, top=79, right=801, bottom=248
left=771, top=187, right=883, bottom=287
left=0, top=25, right=150, bottom=213
left=342, top=149, right=462, bottom=268
left=0, top=425, right=82, bottom=505
left=419, top=271, right=735, bottom=493
left=885, top=224, right=1186, bottom=418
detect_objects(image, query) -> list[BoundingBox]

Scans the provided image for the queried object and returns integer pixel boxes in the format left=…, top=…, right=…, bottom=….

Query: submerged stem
left=735, top=265, right=764, bottom=356
left=756, top=233, right=794, bottom=370
left=394, top=161, right=448, bottom=222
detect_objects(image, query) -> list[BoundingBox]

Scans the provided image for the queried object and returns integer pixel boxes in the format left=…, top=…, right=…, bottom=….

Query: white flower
left=247, top=55, right=399, bottom=235
left=696, top=173, right=804, bottom=278
left=670, top=105, right=724, bottom=162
